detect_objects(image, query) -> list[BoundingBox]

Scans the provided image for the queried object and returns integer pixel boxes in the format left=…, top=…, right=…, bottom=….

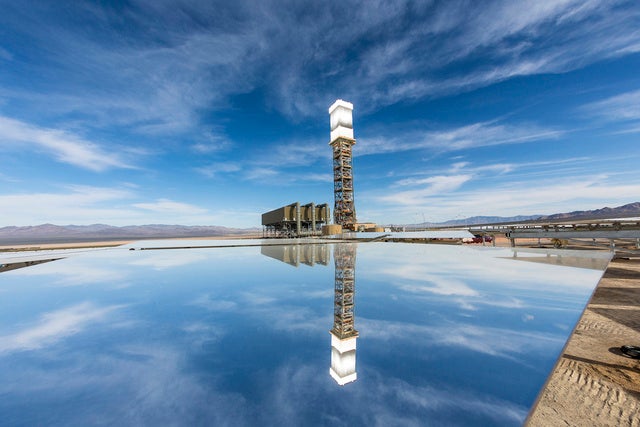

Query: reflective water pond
left=0, top=242, right=609, bottom=426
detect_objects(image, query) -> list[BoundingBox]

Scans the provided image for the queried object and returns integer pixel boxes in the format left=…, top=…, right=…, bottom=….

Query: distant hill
left=427, top=215, right=541, bottom=227
left=0, top=224, right=260, bottom=245
left=537, top=202, right=640, bottom=222
left=410, top=202, right=640, bottom=227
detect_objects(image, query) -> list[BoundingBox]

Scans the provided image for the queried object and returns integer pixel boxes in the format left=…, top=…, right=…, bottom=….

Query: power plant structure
left=329, top=100, right=357, bottom=230
left=261, top=99, right=376, bottom=237
left=261, top=202, right=330, bottom=238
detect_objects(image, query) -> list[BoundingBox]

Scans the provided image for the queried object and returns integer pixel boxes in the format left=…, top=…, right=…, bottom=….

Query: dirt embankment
left=527, top=257, right=640, bottom=427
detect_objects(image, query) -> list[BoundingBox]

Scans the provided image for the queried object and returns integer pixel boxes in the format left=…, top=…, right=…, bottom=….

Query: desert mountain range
left=405, top=202, right=640, bottom=227
left=1, top=202, right=638, bottom=245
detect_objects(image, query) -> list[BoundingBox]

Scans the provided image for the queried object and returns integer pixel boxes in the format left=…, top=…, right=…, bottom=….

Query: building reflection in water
left=260, top=244, right=329, bottom=267
left=259, top=243, right=359, bottom=386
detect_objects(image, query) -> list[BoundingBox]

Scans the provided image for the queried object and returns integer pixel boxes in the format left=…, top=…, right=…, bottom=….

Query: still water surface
left=0, top=242, right=609, bottom=426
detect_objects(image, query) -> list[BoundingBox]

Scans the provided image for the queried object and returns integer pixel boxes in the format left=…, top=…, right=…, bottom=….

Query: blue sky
left=0, top=0, right=639, bottom=228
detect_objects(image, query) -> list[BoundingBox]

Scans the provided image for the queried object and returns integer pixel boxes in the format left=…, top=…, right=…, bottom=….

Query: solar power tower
left=329, top=243, right=358, bottom=385
left=329, top=100, right=357, bottom=230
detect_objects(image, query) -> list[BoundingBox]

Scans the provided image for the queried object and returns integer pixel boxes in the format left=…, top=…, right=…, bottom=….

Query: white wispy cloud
left=450, top=157, right=597, bottom=183
left=0, top=116, right=132, bottom=171
left=0, top=302, right=123, bottom=354
left=382, top=156, right=592, bottom=200
left=349, top=0, right=640, bottom=110
left=395, top=174, right=473, bottom=188
left=299, top=173, right=332, bottom=183
left=0, top=6, right=266, bottom=165
left=195, top=140, right=330, bottom=181
left=243, top=167, right=279, bottom=181
left=356, top=121, right=564, bottom=156
left=262, top=0, right=640, bottom=115
left=379, top=175, right=472, bottom=206
left=0, top=185, right=133, bottom=214
left=0, top=186, right=238, bottom=226
left=612, top=125, right=640, bottom=135
left=40, top=26, right=258, bottom=134
left=0, top=1, right=637, bottom=230
left=132, top=198, right=208, bottom=215
left=457, top=177, right=635, bottom=212
left=367, top=174, right=640, bottom=222
left=4, top=0, right=638, bottom=125
left=242, top=139, right=332, bottom=181
left=259, top=141, right=331, bottom=167
left=0, top=186, right=137, bottom=225
left=582, top=89, right=640, bottom=127
left=194, top=162, right=241, bottom=178
left=190, top=132, right=233, bottom=154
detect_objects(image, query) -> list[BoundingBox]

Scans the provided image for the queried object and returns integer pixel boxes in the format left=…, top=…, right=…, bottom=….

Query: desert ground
left=526, top=256, right=640, bottom=426
left=0, top=234, right=263, bottom=252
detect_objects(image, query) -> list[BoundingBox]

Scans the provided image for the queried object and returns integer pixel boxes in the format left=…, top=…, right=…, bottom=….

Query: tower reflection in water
left=259, top=243, right=358, bottom=386
left=329, top=243, right=358, bottom=385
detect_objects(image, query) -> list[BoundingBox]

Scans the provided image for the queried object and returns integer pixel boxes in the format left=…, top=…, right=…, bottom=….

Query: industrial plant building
left=261, top=202, right=330, bottom=237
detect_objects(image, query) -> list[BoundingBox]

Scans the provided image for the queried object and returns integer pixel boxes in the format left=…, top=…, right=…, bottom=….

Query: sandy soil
left=526, top=257, right=640, bottom=426
left=0, top=241, right=132, bottom=251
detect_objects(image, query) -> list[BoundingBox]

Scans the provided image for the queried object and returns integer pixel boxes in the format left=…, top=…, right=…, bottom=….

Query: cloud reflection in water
left=0, top=241, right=608, bottom=425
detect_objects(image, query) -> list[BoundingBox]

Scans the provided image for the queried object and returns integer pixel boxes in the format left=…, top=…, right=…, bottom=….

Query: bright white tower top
left=329, top=99, right=354, bottom=143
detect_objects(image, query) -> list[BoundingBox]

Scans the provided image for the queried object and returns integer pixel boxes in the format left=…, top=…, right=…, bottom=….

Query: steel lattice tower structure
left=329, top=100, right=357, bottom=229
